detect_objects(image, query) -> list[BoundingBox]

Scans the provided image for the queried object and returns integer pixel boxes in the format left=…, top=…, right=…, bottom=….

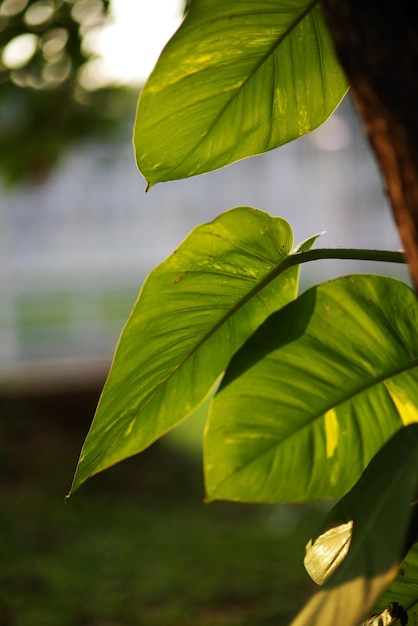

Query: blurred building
left=0, top=96, right=408, bottom=387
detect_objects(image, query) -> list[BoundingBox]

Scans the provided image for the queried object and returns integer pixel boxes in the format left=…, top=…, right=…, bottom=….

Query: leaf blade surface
left=134, top=0, right=348, bottom=185
left=205, top=275, right=418, bottom=502
left=70, top=207, right=305, bottom=494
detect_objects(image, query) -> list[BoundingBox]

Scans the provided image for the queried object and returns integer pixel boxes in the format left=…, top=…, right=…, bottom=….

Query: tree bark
left=321, top=1, right=418, bottom=292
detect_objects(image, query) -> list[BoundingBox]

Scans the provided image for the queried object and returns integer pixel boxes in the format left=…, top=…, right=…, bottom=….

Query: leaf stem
left=288, top=248, right=406, bottom=268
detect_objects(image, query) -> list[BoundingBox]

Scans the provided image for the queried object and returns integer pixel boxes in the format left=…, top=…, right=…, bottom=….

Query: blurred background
left=0, top=1, right=410, bottom=625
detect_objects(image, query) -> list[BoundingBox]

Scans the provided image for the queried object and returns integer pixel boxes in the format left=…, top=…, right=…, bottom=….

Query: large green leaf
left=69, top=208, right=315, bottom=495
left=290, top=424, right=418, bottom=626
left=205, top=275, right=418, bottom=503
left=134, top=0, right=348, bottom=187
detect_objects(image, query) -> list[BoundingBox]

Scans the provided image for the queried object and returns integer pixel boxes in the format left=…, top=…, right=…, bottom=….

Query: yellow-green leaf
left=134, top=0, right=348, bottom=186
left=69, top=208, right=314, bottom=495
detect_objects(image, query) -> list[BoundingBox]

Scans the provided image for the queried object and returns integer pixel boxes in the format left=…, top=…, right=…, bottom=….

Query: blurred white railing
left=0, top=98, right=406, bottom=386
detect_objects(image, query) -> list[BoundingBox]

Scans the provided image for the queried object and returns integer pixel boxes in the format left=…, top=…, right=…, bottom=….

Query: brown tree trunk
left=321, top=1, right=418, bottom=292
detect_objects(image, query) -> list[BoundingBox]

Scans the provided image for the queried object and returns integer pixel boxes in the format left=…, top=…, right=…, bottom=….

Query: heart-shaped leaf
left=205, top=275, right=418, bottom=502
left=134, top=0, right=348, bottom=186
left=69, top=208, right=317, bottom=495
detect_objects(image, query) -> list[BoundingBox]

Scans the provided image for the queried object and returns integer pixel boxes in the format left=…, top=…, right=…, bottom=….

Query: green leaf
left=290, top=424, right=418, bottom=626
left=374, top=542, right=418, bottom=623
left=69, top=208, right=315, bottom=495
left=205, top=275, right=418, bottom=503
left=134, top=0, right=348, bottom=187
left=305, top=467, right=418, bottom=591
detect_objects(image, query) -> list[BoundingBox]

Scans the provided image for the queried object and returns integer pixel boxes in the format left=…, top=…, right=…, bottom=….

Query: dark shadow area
left=0, top=383, right=320, bottom=626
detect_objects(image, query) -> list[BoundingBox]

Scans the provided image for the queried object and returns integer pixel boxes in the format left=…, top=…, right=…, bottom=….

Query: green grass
left=0, top=388, right=322, bottom=626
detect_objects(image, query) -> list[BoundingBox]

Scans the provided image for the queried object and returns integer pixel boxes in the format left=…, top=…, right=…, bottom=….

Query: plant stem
left=288, top=248, right=406, bottom=268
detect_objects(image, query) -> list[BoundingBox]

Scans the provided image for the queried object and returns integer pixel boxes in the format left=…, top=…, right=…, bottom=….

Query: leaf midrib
left=133, top=249, right=294, bottom=421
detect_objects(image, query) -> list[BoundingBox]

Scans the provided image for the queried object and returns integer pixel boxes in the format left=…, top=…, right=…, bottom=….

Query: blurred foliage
left=0, top=0, right=135, bottom=185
